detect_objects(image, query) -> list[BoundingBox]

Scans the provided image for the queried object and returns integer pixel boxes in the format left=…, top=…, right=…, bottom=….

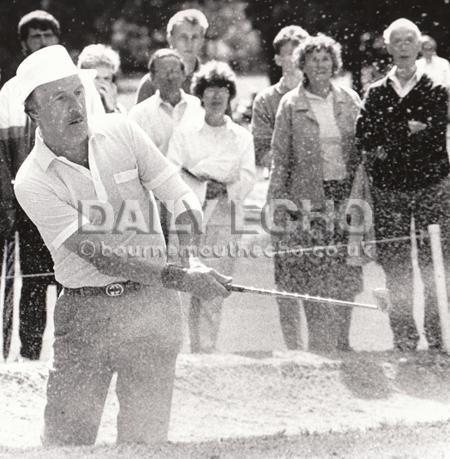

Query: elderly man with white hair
left=13, top=44, right=231, bottom=445
left=356, top=18, right=450, bottom=353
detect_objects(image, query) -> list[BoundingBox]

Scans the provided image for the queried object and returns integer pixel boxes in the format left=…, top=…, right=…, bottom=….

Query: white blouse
left=305, top=90, right=347, bottom=181
left=167, top=115, right=256, bottom=206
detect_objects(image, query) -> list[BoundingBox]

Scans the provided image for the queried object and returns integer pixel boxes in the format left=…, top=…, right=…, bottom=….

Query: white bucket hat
left=16, top=44, right=94, bottom=104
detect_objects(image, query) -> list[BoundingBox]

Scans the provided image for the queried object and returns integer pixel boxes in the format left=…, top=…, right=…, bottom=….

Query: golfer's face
left=33, top=75, right=88, bottom=142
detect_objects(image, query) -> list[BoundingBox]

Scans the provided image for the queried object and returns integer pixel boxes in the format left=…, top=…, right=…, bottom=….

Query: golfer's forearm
left=91, top=253, right=194, bottom=293
left=64, top=232, right=164, bottom=285
left=93, top=250, right=164, bottom=284
left=64, top=231, right=196, bottom=290
left=91, top=249, right=192, bottom=292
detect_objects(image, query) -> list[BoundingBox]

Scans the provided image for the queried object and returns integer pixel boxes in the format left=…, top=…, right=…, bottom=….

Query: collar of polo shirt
left=155, top=89, right=188, bottom=108
left=34, top=125, right=106, bottom=171
left=387, top=65, right=424, bottom=84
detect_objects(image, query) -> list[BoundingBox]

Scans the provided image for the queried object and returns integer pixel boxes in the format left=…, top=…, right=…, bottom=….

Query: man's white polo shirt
left=14, top=114, right=201, bottom=288
left=129, top=89, right=203, bottom=155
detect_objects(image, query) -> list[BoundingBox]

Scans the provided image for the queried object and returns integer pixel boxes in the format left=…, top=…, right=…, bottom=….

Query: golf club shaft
left=226, top=284, right=378, bottom=310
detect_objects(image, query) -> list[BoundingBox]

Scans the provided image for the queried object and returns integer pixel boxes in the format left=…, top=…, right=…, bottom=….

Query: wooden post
left=428, top=224, right=450, bottom=353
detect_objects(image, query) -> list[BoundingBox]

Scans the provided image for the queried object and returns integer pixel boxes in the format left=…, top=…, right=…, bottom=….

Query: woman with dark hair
left=167, top=60, right=256, bottom=353
left=269, top=34, right=363, bottom=352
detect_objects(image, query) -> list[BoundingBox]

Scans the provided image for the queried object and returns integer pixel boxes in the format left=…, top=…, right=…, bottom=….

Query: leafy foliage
left=0, top=0, right=263, bottom=82
left=1, top=0, right=450, bottom=89
left=245, top=0, right=450, bottom=89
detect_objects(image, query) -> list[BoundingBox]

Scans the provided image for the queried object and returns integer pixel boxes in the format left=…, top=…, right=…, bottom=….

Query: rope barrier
left=265, top=232, right=427, bottom=257
left=0, top=233, right=427, bottom=280
left=2, top=272, right=55, bottom=280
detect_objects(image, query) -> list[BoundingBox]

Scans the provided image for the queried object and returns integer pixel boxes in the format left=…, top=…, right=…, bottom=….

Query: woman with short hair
left=168, top=60, right=256, bottom=353
left=78, top=43, right=124, bottom=113
left=269, top=34, right=363, bottom=352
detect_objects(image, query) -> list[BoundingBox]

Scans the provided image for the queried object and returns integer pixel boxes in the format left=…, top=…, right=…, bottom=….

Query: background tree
left=2, top=0, right=450, bottom=92
left=0, top=0, right=262, bottom=85
left=245, top=0, right=450, bottom=92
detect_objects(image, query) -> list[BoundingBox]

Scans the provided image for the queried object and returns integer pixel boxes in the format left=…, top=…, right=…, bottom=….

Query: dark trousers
left=1, top=235, right=15, bottom=360
left=274, top=180, right=362, bottom=351
left=275, top=253, right=357, bottom=352
left=2, top=209, right=59, bottom=360
left=158, top=201, right=171, bottom=247
left=372, top=176, right=450, bottom=351
left=277, top=297, right=302, bottom=350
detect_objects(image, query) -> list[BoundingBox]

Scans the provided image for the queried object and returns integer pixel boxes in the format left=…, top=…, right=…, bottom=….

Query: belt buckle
left=105, top=283, right=124, bottom=297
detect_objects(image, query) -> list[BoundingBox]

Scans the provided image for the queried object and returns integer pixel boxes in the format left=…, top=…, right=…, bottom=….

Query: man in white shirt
left=129, top=48, right=203, bottom=156
left=14, top=45, right=230, bottom=445
left=417, top=34, right=450, bottom=120
left=130, top=49, right=204, bottom=242
left=417, top=35, right=450, bottom=89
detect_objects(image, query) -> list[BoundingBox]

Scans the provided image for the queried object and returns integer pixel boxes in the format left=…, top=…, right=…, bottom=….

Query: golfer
left=14, top=45, right=230, bottom=445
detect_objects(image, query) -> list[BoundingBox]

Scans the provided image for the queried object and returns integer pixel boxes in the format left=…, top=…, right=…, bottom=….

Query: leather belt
left=64, top=281, right=142, bottom=297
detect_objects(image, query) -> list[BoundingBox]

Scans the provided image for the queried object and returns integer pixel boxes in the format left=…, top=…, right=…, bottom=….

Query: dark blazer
left=356, top=73, right=449, bottom=191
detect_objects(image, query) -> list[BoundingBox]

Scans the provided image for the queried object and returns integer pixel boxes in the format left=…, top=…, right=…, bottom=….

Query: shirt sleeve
left=268, top=96, right=293, bottom=201
left=127, top=119, right=202, bottom=217
left=167, top=129, right=208, bottom=204
left=14, top=179, right=89, bottom=251
left=166, top=129, right=185, bottom=170
left=238, top=132, right=257, bottom=200
left=444, top=60, right=450, bottom=89
left=128, top=105, right=146, bottom=131
left=128, top=104, right=161, bottom=148
left=0, top=83, right=11, bottom=128
left=0, top=81, right=26, bottom=208
left=135, top=74, right=156, bottom=104
left=355, top=86, right=382, bottom=156
left=251, top=92, right=273, bottom=166
left=0, top=146, right=14, bottom=211
left=421, top=84, right=448, bottom=153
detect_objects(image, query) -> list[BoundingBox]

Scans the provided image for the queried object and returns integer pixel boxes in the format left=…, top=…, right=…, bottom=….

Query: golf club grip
left=225, top=284, right=278, bottom=298
left=225, top=283, right=247, bottom=293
